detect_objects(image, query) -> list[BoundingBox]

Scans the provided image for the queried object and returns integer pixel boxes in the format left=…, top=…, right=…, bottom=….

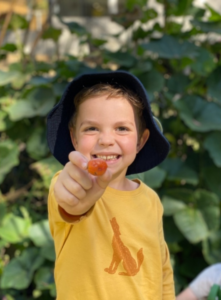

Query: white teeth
left=96, top=155, right=118, bottom=160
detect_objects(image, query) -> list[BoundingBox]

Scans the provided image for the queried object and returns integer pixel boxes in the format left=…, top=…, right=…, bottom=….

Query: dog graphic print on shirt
left=104, top=217, right=144, bottom=276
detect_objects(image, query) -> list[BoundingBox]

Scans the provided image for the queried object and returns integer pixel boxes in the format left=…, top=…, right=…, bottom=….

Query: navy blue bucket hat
left=47, top=70, right=170, bottom=175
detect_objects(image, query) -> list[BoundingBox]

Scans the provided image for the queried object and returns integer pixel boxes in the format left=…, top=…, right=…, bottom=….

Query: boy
left=47, top=70, right=175, bottom=299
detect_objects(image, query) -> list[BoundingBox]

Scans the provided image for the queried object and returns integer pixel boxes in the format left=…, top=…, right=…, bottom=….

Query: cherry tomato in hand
left=87, top=159, right=108, bottom=176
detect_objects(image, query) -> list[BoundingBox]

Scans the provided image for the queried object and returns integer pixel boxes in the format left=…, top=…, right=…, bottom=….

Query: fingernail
left=82, top=162, right=87, bottom=169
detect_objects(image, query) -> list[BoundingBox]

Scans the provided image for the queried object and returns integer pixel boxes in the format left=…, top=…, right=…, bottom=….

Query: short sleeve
left=189, top=263, right=221, bottom=299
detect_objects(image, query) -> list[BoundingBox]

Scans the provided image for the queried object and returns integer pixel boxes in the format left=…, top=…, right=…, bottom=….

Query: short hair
left=68, top=83, right=146, bottom=138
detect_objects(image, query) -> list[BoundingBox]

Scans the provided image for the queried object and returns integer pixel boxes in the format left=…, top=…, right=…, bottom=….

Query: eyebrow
left=80, top=120, right=135, bottom=127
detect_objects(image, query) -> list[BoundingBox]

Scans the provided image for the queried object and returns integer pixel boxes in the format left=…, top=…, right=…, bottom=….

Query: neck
left=108, top=177, right=139, bottom=191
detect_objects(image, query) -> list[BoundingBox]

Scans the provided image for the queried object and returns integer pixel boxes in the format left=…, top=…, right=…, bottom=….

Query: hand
left=54, top=151, right=112, bottom=216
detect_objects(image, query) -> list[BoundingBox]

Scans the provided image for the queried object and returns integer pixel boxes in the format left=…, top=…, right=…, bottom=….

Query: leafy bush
left=0, top=0, right=221, bottom=298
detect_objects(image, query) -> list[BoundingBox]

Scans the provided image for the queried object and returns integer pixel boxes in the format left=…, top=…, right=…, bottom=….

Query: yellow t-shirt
left=48, top=172, right=175, bottom=300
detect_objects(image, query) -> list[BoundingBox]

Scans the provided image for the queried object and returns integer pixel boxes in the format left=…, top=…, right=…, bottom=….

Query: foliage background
left=0, top=0, right=221, bottom=299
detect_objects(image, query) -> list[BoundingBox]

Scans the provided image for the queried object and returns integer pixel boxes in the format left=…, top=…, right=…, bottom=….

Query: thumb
left=95, top=169, right=112, bottom=189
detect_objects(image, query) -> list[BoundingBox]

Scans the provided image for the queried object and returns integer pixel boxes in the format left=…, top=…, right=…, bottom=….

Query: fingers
left=65, top=161, right=92, bottom=190
left=68, top=151, right=88, bottom=170
left=95, top=168, right=112, bottom=189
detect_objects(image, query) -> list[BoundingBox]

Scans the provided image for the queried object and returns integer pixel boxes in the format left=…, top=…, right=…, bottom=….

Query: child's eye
left=84, top=127, right=98, bottom=131
left=117, top=126, right=128, bottom=131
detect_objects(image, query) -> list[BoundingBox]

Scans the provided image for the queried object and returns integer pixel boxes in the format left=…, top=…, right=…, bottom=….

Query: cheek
left=75, top=135, right=96, bottom=152
left=120, top=135, right=138, bottom=153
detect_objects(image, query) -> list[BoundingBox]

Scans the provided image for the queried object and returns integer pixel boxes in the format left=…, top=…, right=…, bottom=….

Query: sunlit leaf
left=29, top=220, right=53, bottom=247
left=174, top=208, right=209, bottom=243
left=162, top=196, right=186, bottom=216
left=0, top=70, right=21, bottom=86
left=6, top=87, right=56, bottom=121
left=31, top=157, right=62, bottom=188
left=0, top=213, right=31, bottom=243
left=0, top=248, right=44, bottom=289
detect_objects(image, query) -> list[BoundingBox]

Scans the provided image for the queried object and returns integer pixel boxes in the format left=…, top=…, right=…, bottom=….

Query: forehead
left=77, top=94, right=136, bottom=118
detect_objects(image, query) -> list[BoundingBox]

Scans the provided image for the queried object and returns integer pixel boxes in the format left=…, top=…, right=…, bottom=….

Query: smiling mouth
left=92, top=155, right=120, bottom=161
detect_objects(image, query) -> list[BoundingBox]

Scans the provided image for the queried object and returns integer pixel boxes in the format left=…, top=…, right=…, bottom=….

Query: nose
left=98, top=131, right=114, bottom=146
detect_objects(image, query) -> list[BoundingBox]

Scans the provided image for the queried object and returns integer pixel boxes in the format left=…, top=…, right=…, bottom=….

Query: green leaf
left=31, top=156, right=62, bottom=188
left=29, top=220, right=53, bottom=247
left=173, top=95, right=221, bottom=131
left=207, top=66, right=221, bottom=104
left=192, top=19, right=221, bottom=34
left=90, top=38, right=107, bottom=47
left=9, top=14, right=29, bottom=30
left=130, top=61, right=152, bottom=76
left=6, top=87, right=56, bottom=121
left=0, top=202, right=6, bottom=225
left=163, top=217, right=184, bottom=243
left=203, top=132, right=221, bottom=167
left=40, top=244, right=55, bottom=262
left=174, top=208, right=209, bottom=243
left=194, top=190, right=220, bottom=231
left=127, top=166, right=166, bottom=188
left=206, top=4, right=221, bottom=21
left=34, top=267, right=54, bottom=290
left=0, top=213, right=31, bottom=243
left=191, top=48, right=215, bottom=75
left=42, top=27, right=62, bottom=42
left=60, top=20, right=87, bottom=36
left=0, top=248, right=44, bottom=289
left=0, top=43, right=17, bottom=52
left=160, top=158, right=198, bottom=185
left=126, top=0, right=147, bottom=11
left=203, top=230, right=221, bottom=264
left=0, top=110, right=13, bottom=131
left=104, top=50, right=137, bottom=67
left=141, top=8, right=158, bottom=22
left=137, top=70, right=164, bottom=101
left=26, top=127, right=49, bottom=160
left=167, top=73, right=190, bottom=94
left=0, top=70, right=21, bottom=86
left=0, top=139, right=19, bottom=184
left=142, top=35, right=198, bottom=59
left=162, top=196, right=186, bottom=216
left=202, top=154, right=221, bottom=198
left=29, top=76, right=52, bottom=87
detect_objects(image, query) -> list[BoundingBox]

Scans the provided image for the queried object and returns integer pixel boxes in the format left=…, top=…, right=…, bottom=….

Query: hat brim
left=47, top=70, right=170, bottom=175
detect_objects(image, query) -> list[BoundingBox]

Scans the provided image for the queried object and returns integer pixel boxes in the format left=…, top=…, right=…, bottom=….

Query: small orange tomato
left=87, top=159, right=108, bottom=176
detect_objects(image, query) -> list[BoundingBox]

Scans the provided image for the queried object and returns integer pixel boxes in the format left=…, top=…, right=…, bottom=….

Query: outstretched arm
left=176, top=263, right=221, bottom=300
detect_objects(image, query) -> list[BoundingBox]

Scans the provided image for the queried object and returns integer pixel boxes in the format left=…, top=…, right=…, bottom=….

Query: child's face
left=70, top=95, right=149, bottom=181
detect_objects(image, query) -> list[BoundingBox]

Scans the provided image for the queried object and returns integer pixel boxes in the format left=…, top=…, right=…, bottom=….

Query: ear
left=69, top=127, right=78, bottom=150
left=137, top=129, right=150, bottom=153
